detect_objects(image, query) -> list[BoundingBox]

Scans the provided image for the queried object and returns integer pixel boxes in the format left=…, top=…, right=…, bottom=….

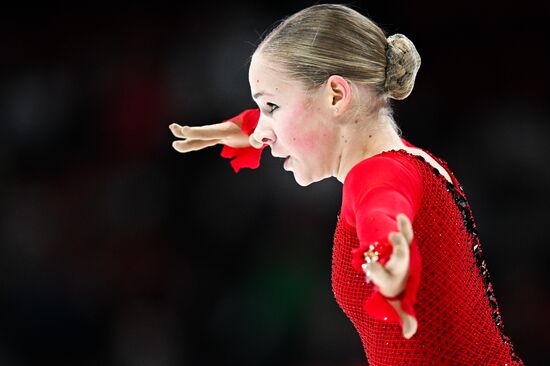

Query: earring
left=335, top=108, right=339, bottom=113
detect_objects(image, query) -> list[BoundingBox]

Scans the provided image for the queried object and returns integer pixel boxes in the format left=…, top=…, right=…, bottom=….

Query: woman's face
left=249, top=53, right=340, bottom=186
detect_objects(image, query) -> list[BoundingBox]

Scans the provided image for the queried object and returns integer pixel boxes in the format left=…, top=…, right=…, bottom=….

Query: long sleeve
left=342, top=154, right=423, bottom=326
left=220, top=108, right=265, bottom=172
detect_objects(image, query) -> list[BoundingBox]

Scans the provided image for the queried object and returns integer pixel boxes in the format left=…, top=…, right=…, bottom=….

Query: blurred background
left=0, top=0, right=548, bottom=365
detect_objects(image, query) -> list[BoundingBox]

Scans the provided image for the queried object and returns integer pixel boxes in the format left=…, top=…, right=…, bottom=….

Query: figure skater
left=169, top=4, right=523, bottom=364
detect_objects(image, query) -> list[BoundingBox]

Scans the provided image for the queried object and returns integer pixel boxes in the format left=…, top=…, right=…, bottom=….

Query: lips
left=270, top=150, right=291, bottom=170
left=271, top=151, right=289, bottom=159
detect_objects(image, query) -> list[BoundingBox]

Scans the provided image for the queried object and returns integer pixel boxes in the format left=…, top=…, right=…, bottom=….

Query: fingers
left=384, top=231, right=410, bottom=274
left=172, top=138, right=220, bottom=153
left=396, top=213, right=413, bottom=244
left=364, top=230, right=409, bottom=297
left=402, top=314, right=418, bottom=339
left=170, top=121, right=238, bottom=140
left=388, top=300, right=418, bottom=339
left=362, top=261, right=393, bottom=288
left=360, top=214, right=416, bottom=316
left=169, top=123, right=186, bottom=138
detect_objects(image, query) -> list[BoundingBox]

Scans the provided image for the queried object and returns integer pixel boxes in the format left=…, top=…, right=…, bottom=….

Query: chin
left=287, top=160, right=328, bottom=187
left=294, top=177, right=313, bottom=187
left=292, top=171, right=325, bottom=187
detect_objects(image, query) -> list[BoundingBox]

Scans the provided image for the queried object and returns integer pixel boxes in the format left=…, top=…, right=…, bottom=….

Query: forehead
left=249, top=53, right=297, bottom=96
left=249, top=53, right=278, bottom=87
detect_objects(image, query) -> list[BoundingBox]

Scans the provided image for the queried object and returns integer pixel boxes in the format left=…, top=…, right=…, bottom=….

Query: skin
left=169, top=51, right=453, bottom=339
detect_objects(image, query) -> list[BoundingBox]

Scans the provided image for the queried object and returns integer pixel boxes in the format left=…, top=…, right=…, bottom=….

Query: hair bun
left=384, top=34, right=421, bottom=100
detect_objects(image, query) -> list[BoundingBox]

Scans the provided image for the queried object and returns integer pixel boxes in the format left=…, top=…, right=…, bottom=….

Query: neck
left=334, top=114, right=406, bottom=183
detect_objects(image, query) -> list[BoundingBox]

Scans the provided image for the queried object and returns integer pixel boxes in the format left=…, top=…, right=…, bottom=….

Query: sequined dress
left=333, top=149, right=523, bottom=365
left=221, top=109, right=523, bottom=365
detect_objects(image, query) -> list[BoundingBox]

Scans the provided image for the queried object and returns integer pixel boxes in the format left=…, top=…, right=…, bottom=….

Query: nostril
left=262, top=138, right=270, bottom=143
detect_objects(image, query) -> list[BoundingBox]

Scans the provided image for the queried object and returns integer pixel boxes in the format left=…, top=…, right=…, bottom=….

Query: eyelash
left=266, top=102, right=279, bottom=114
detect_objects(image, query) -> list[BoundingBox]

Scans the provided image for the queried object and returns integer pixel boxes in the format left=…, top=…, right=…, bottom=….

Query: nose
left=250, top=114, right=276, bottom=146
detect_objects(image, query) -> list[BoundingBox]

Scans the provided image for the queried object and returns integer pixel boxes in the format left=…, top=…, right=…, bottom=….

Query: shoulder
left=343, top=150, right=423, bottom=196
left=340, top=150, right=425, bottom=225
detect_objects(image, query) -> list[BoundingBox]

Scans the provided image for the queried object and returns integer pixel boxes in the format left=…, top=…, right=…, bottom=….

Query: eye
left=266, top=102, right=279, bottom=114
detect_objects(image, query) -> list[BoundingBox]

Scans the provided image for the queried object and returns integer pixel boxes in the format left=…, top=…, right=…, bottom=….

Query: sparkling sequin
left=418, top=152, right=522, bottom=363
left=331, top=150, right=523, bottom=365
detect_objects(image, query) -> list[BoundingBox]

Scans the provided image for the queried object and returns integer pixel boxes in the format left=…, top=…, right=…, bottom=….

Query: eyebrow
left=252, top=91, right=274, bottom=99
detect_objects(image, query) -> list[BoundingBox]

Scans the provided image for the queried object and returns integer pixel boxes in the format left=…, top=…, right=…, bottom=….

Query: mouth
left=270, top=150, right=291, bottom=169
left=271, top=150, right=288, bottom=159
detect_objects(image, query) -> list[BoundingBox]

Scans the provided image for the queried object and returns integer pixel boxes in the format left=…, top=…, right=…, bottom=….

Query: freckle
left=355, top=119, right=359, bottom=124
left=256, top=79, right=259, bottom=83
left=344, top=139, right=348, bottom=143
left=293, top=137, right=296, bottom=141
left=369, top=135, right=372, bottom=138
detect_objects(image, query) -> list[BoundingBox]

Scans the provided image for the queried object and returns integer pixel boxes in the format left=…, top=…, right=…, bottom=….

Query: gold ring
left=363, top=242, right=380, bottom=263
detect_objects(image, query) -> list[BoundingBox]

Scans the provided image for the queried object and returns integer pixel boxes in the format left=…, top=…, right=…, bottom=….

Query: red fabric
left=218, top=109, right=522, bottom=363
left=332, top=149, right=523, bottom=365
left=220, top=108, right=265, bottom=172
left=344, top=155, right=422, bottom=326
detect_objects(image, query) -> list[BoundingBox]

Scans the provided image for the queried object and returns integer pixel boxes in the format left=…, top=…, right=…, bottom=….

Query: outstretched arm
left=345, top=155, right=422, bottom=339
left=169, top=108, right=265, bottom=172
left=363, top=214, right=417, bottom=339
left=170, top=120, right=250, bottom=151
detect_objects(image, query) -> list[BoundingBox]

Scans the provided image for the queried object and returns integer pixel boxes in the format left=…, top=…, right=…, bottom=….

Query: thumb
left=401, top=313, right=418, bottom=339
left=363, top=261, right=392, bottom=288
left=388, top=299, right=418, bottom=339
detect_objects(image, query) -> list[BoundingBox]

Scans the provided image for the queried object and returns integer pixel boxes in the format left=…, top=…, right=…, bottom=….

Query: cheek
left=279, top=103, right=325, bottom=154
left=293, top=132, right=321, bottom=154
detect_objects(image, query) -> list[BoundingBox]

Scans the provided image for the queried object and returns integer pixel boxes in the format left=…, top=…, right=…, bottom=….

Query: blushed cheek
left=284, top=104, right=323, bottom=154
left=294, top=132, right=320, bottom=153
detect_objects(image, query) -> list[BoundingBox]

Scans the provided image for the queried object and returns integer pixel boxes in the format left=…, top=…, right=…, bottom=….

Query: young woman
left=169, top=4, right=523, bottom=365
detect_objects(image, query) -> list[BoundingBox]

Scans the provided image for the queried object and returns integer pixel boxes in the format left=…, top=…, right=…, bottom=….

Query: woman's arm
left=170, top=108, right=265, bottom=172
left=344, top=155, right=423, bottom=339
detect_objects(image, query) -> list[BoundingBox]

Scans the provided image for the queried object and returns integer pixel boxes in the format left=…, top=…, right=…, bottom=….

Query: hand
left=169, top=121, right=261, bottom=153
left=362, top=213, right=417, bottom=339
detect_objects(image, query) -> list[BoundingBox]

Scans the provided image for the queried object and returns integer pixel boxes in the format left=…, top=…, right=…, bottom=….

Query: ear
left=324, top=75, right=352, bottom=115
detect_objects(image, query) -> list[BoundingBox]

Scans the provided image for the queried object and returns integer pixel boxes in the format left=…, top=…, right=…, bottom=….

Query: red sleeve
left=342, top=154, right=423, bottom=327
left=220, top=108, right=266, bottom=173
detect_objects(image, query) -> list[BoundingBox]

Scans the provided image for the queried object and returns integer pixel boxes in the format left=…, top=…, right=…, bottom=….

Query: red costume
left=222, top=109, right=523, bottom=365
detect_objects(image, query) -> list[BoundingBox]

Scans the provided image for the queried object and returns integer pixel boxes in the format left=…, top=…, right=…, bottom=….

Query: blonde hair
left=256, top=4, right=421, bottom=102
